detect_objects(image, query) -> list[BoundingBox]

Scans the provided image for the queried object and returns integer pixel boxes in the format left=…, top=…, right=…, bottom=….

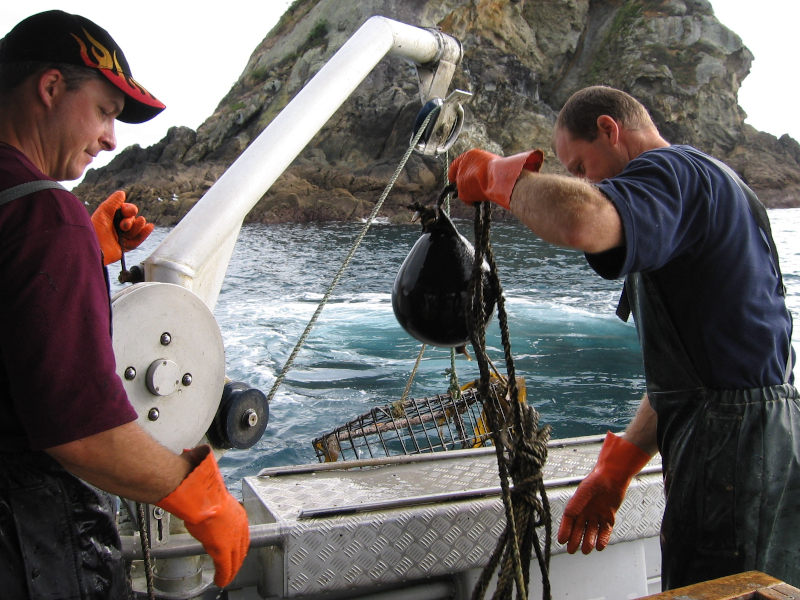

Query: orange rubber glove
left=156, top=446, right=250, bottom=588
left=557, top=431, right=652, bottom=554
left=90, top=190, right=154, bottom=265
left=448, top=149, right=545, bottom=209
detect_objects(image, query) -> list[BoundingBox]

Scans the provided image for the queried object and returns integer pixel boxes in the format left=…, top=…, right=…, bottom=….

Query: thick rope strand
left=137, top=503, right=156, bottom=600
left=468, top=202, right=528, bottom=600
left=399, top=344, right=427, bottom=403
left=467, top=200, right=552, bottom=600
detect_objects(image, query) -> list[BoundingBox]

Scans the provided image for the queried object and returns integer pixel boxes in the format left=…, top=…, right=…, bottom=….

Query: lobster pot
left=312, top=385, right=511, bottom=462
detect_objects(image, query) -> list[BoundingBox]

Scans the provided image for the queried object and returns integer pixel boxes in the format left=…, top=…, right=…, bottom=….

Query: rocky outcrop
left=74, top=0, right=800, bottom=224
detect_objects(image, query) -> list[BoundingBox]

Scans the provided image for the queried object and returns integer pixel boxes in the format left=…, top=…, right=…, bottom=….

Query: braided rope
left=439, top=156, right=462, bottom=401
left=466, top=201, right=552, bottom=600
left=137, top=502, right=157, bottom=600
left=448, top=348, right=461, bottom=400
left=399, top=344, right=427, bottom=403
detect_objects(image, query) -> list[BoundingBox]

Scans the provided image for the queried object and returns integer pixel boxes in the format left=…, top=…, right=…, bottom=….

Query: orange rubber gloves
left=156, top=446, right=250, bottom=588
left=90, top=190, right=153, bottom=266
left=557, top=431, right=652, bottom=554
left=447, top=149, right=545, bottom=210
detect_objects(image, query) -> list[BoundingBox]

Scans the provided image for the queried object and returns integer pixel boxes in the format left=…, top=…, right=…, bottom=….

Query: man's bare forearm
left=621, top=394, right=659, bottom=456
left=509, top=171, right=624, bottom=254
left=44, top=422, right=193, bottom=503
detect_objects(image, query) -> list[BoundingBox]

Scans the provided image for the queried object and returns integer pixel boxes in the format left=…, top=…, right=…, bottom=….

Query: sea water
left=113, top=208, right=800, bottom=486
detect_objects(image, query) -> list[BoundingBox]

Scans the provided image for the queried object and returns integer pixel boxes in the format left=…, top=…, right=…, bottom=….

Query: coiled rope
left=264, top=106, right=440, bottom=405
left=466, top=199, right=552, bottom=600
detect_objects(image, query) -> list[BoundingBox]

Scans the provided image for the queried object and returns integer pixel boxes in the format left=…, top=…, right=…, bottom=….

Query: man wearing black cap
left=0, top=11, right=249, bottom=598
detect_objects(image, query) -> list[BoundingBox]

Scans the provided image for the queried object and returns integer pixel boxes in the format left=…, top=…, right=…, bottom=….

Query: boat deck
left=243, top=434, right=664, bottom=598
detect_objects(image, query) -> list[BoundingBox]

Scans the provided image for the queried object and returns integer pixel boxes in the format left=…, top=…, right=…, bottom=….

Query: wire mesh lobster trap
left=312, top=379, right=521, bottom=462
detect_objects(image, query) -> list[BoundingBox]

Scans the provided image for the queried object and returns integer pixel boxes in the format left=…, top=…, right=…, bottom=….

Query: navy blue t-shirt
left=588, top=145, right=793, bottom=390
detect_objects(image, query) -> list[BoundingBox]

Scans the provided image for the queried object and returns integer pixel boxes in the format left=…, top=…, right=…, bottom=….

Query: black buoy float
left=392, top=202, right=496, bottom=347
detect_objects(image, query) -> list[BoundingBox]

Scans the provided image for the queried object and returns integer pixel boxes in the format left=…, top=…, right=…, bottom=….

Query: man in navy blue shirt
left=449, top=85, right=797, bottom=589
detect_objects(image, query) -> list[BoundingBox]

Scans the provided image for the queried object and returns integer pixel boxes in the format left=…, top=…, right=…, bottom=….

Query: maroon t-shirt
left=0, top=143, right=137, bottom=452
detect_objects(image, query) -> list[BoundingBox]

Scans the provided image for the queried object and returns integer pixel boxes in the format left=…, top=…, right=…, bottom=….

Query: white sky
left=1, top=1, right=798, bottom=184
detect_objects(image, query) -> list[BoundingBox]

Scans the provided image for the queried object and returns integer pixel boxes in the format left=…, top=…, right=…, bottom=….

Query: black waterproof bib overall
left=0, top=452, right=130, bottom=599
left=625, top=270, right=799, bottom=589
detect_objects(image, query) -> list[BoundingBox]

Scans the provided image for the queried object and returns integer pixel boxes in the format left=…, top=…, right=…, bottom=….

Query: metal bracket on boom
left=411, top=29, right=470, bottom=156
left=415, top=28, right=463, bottom=104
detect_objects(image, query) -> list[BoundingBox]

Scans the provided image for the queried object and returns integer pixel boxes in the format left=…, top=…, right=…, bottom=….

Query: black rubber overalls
left=618, top=168, right=799, bottom=588
left=0, top=452, right=130, bottom=599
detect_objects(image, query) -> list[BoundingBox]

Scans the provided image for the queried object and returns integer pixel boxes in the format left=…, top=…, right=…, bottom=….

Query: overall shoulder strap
left=702, top=153, right=793, bottom=382
left=702, top=154, right=787, bottom=296
left=0, top=180, right=68, bottom=209
left=616, top=280, right=631, bottom=322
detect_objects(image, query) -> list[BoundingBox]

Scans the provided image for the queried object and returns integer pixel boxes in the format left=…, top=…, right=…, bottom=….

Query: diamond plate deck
left=243, top=435, right=665, bottom=598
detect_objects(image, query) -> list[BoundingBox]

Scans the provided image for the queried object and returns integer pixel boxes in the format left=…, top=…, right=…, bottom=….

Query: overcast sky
left=1, top=1, right=797, bottom=184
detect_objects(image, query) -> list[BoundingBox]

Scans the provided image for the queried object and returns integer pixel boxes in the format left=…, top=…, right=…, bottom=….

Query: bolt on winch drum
left=111, top=283, right=226, bottom=453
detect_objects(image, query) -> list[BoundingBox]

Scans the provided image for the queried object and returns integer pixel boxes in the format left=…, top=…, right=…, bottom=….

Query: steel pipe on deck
left=121, top=522, right=283, bottom=560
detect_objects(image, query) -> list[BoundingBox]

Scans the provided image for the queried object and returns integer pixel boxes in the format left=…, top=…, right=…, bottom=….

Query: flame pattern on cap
left=71, top=29, right=164, bottom=108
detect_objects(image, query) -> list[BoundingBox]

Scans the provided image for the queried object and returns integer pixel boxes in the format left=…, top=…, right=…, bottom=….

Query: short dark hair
left=556, top=86, right=656, bottom=142
left=0, top=61, right=105, bottom=95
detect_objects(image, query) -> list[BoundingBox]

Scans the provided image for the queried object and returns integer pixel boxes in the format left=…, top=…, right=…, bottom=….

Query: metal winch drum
left=111, top=282, right=227, bottom=452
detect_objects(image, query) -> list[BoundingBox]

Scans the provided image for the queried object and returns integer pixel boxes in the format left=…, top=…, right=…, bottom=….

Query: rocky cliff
left=75, top=0, right=800, bottom=225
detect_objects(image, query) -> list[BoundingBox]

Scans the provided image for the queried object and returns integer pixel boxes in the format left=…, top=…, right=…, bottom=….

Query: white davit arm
left=144, top=16, right=462, bottom=310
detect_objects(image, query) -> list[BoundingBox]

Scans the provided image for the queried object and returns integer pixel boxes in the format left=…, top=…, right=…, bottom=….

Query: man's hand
left=91, top=190, right=154, bottom=265
left=448, top=149, right=544, bottom=209
left=157, top=446, right=250, bottom=588
left=46, top=428, right=247, bottom=587
left=557, top=431, right=652, bottom=554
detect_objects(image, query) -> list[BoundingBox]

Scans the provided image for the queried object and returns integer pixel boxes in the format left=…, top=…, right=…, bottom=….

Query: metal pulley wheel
left=411, top=89, right=472, bottom=156
left=111, top=283, right=226, bottom=453
left=207, top=382, right=269, bottom=450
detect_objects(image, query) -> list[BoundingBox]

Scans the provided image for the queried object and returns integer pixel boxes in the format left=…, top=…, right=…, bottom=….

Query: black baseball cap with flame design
left=0, top=10, right=165, bottom=123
